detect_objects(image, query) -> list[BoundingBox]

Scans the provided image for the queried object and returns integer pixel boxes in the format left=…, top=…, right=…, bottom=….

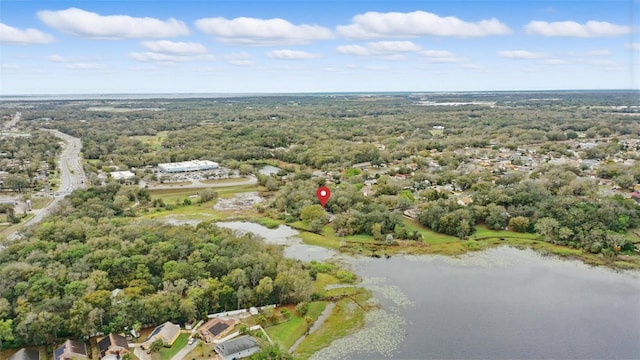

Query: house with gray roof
left=214, top=335, right=260, bottom=360
left=8, top=348, right=40, bottom=360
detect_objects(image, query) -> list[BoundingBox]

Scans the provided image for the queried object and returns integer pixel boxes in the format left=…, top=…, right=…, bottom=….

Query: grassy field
left=293, top=288, right=371, bottom=359
left=404, top=219, right=460, bottom=244
left=29, top=197, right=51, bottom=210
left=266, top=301, right=327, bottom=351
left=183, top=342, right=217, bottom=360
left=131, top=131, right=168, bottom=149
left=159, top=333, right=189, bottom=360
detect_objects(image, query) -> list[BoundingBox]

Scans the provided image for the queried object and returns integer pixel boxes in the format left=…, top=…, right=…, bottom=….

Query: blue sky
left=1, top=0, right=638, bottom=94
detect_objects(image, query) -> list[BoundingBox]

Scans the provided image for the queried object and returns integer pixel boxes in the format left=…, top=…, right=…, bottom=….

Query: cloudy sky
left=1, top=0, right=638, bottom=94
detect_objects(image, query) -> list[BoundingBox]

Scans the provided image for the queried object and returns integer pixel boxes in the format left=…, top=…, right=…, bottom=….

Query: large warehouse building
left=158, top=160, right=219, bottom=173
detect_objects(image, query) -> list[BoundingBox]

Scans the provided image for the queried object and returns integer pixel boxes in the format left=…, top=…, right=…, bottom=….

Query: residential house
left=53, top=340, right=88, bottom=360
left=214, top=335, right=260, bottom=360
left=198, top=318, right=236, bottom=343
left=98, top=333, right=130, bottom=359
left=8, top=348, right=40, bottom=360
left=141, top=321, right=181, bottom=349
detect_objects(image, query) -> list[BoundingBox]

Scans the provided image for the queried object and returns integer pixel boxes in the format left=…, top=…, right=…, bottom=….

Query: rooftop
left=215, top=335, right=259, bottom=357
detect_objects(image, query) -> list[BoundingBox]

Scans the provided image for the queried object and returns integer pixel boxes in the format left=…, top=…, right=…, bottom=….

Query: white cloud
left=336, top=45, right=370, bottom=56
left=585, top=49, right=611, bottom=56
left=66, top=63, right=107, bottom=70
left=460, top=63, right=484, bottom=69
left=46, top=54, right=67, bottom=62
left=268, top=49, right=320, bottom=59
left=366, top=65, right=390, bottom=71
left=337, top=41, right=422, bottom=59
left=543, top=59, right=571, bottom=65
left=525, top=20, right=632, bottom=37
left=130, top=52, right=214, bottom=63
left=141, top=40, right=207, bottom=55
left=337, top=11, right=511, bottom=39
left=626, top=43, right=640, bottom=51
left=37, top=8, right=189, bottom=39
left=421, top=50, right=466, bottom=63
left=0, top=64, right=21, bottom=70
left=195, top=17, right=333, bottom=46
left=223, top=52, right=254, bottom=66
left=368, top=41, right=422, bottom=53
left=498, top=50, right=548, bottom=59
left=0, top=23, right=55, bottom=45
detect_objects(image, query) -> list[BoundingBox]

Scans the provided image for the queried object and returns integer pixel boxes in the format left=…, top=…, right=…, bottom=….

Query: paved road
left=143, top=176, right=257, bottom=190
left=6, top=129, right=87, bottom=241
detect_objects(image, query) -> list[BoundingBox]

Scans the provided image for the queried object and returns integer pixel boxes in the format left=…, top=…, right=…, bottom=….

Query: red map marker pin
left=316, top=186, right=331, bottom=207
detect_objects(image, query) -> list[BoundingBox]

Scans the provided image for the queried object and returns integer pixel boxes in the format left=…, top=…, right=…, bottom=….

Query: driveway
left=170, top=340, right=198, bottom=360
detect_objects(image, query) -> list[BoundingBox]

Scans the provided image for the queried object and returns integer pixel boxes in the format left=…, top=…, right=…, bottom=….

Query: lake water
left=315, top=248, right=640, bottom=359
left=216, top=221, right=336, bottom=262
left=206, top=222, right=640, bottom=359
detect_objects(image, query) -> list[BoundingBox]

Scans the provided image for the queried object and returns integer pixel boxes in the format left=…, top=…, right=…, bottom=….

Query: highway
left=5, top=129, right=87, bottom=241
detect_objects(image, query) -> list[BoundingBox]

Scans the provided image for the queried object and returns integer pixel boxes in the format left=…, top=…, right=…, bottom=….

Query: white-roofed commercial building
left=110, top=170, right=136, bottom=180
left=158, top=160, right=219, bottom=173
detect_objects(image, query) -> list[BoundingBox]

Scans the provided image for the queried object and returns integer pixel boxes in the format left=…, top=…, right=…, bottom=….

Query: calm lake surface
left=212, top=222, right=640, bottom=359
left=216, top=221, right=336, bottom=262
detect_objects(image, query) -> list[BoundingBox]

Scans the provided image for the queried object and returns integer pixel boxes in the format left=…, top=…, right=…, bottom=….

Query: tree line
left=0, top=183, right=313, bottom=346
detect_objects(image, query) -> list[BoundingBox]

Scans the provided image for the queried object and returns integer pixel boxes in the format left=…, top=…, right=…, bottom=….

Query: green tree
left=535, top=217, right=560, bottom=243
left=372, top=223, right=383, bottom=241
left=0, top=319, right=14, bottom=350
left=300, top=204, right=326, bottom=224
left=150, top=338, right=164, bottom=352
left=198, top=188, right=218, bottom=203
left=508, top=216, right=530, bottom=233
left=249, top=345, right=293, bottom=360
left=255, top=277, right=273, bottom=306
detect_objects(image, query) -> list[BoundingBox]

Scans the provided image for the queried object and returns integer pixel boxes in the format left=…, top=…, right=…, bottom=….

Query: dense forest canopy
left=0, top=183, right=313, bottom=345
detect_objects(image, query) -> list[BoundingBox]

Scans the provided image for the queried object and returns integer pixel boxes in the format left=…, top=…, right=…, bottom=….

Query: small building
left=8, top=348, right=40, bottom=360
left=53, top=340, right=88, bottom=360
left=98, top=333, right=130, bottom=359
left=141, top=321, right=181, bottom=349
left=214, top=335, right=260, bottom=360
left=199, top=318, right=236, bottom=343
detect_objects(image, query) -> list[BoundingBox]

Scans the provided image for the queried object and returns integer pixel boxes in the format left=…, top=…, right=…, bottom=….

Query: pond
left=169, top=220, right=640, bottom=359
left=259, top=165, right=281, bottom=176
left=216, top=221, right=336, bottom=262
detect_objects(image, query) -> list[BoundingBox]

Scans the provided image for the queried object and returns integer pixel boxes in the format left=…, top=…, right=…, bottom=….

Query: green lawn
left=29, top=197, right=52, bottom=210
left=265, top=301, right=327, bottom=351
left=131, top=131, right=168, bottom=149
left=293, top=293, right=369, bottom=359
left=471, top=225, right=540, bottom=240
left=403, top=219, right=459, bottom=244
left=159, top=333, right=189, bottom=360
left=266, top=315, right=307, bottom=350
left=312, top=273, right=340, bottom=295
